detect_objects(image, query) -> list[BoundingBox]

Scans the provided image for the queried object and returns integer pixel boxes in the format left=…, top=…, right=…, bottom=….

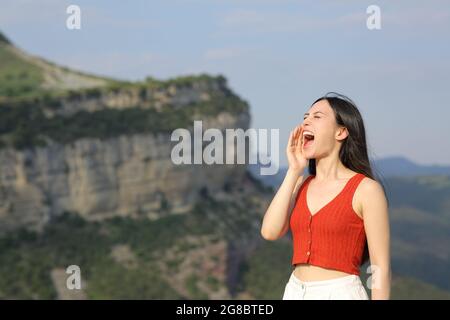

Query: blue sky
left=1, top=0, right=450, bottom=167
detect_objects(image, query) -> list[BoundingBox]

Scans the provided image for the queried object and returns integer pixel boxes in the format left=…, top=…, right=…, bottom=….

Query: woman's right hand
left=286, top=125, right=308, bottom=174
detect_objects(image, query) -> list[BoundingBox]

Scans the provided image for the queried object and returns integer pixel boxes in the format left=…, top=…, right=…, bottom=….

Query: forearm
left=370, top=267, right=391, bottom=300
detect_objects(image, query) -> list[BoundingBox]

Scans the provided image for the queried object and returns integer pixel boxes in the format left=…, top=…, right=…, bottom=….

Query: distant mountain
left=249, top=156, right=450, bottom=189
left=373, top=156, right=450, bottom=177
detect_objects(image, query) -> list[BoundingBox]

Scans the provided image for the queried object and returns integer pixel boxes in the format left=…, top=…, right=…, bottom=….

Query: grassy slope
left=0, top=211, right=202, bottom=299
left=0, top=41, right=43, bottom=97
left=0, top=30, right=113, bottom=99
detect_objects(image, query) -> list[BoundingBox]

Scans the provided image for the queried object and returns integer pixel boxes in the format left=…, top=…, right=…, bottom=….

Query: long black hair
left=306, top=92, right=389, bottom=266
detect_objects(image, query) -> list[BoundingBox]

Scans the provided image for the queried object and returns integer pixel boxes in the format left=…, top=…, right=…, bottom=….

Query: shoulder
left=353, top=175, right=387, bottom=217
left=357, top=175, right=384, bottom=195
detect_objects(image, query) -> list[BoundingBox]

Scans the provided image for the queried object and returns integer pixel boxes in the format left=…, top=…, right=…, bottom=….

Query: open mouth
left=302, top=130, right=315, bottom=149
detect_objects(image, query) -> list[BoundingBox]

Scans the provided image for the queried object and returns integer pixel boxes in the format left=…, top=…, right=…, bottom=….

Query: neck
left=314, top=154, right=349, bottom=181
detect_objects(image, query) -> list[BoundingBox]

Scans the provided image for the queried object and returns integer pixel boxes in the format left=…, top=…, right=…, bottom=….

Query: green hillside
left=0, top=30, right=111, bottom=99
left=0, top=32, right=43, bottom=97
left=386, top=175, right=450, bottom=218
left=0, top=182, right=267, bottom=299
left=0, top=211, right=187, bottom=299
left=391, top=276, right=450, bottom=300
left=385, top=176, right=450, bottom=292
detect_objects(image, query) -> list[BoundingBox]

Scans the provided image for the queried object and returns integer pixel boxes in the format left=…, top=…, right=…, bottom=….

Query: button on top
left=307, top=251, right=311, bottom=256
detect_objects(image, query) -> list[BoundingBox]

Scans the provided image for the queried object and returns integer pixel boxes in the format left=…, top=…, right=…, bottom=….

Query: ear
left=335, top=126, right=349, bottom=141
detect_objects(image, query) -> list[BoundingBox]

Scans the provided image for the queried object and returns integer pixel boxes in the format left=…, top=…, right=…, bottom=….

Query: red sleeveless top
left=290, top=172, right=367, bottom=275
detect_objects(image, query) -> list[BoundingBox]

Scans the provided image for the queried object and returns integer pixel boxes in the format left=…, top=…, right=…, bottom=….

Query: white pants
left=282, top=270, right=369, bottom=300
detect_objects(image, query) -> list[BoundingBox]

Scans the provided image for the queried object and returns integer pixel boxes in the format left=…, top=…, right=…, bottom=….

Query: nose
left=302, top=116, right=312, bottom=127
left=303, top=113, right=313, bottom=121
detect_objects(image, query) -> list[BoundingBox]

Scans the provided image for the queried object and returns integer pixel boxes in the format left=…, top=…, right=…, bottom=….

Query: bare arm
left=261, top=169, right=305, bottom=240
left=261, top=125, right=308, bottom=241
left=361, top=179, right=391, bottom=300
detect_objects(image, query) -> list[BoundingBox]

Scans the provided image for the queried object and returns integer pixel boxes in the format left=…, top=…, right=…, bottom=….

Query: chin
left=303, top=148, right=315, bottom=159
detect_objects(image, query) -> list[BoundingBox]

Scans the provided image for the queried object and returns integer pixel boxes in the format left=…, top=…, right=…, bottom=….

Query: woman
left=261, top=92, right=391, bottom=300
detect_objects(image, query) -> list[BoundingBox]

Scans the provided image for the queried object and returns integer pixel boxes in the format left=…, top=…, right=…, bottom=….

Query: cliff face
left=0, top=75, right=251, bottom=233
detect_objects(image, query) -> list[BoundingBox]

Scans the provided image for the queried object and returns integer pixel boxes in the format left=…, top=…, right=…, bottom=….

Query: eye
left=314, top=116, right=321, bottom=119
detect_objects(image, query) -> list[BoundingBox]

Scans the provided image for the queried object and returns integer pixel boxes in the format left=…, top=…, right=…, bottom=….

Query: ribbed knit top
left=290, top=172, right=367, bottom=275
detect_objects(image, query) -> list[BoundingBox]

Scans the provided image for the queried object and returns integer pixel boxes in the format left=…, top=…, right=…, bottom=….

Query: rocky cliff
left=0, top=31, right=252, bottom=233
left=0, top=81, right=251, bottom=233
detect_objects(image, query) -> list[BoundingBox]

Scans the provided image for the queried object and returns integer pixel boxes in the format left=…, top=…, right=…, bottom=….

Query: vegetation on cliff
left=0, top=92, right=248, bottom=149
left=0, top=181, right=267, bottom=299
